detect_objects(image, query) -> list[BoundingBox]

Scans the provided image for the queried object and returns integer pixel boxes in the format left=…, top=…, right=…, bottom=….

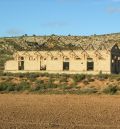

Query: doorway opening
left=63, top=62, right=69, bottom=71
left=87, top=58, right=94, bottom=71
left=18, top=61, right=24, bottom=70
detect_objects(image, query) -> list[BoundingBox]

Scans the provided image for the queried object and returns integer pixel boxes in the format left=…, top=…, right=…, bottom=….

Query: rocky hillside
left=0, top=33, right=120, bottom=71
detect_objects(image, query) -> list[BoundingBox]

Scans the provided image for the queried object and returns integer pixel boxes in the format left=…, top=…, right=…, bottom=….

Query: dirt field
left=0, top=95, right=120, bottom=129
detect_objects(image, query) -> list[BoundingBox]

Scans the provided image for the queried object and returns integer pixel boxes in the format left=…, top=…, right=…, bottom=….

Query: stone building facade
left=4, top=43, right=120, bottom=74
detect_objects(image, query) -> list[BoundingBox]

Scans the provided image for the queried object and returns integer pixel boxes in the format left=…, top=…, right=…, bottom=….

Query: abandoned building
left=4, top=43, right=120, bottom=74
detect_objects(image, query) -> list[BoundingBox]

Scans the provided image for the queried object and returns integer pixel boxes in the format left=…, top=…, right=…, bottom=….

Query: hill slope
left=0, top=33, right=120, bottom=71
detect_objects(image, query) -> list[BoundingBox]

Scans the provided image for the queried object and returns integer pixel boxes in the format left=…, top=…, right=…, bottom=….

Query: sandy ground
left=0, top=94, right=120, bottom=129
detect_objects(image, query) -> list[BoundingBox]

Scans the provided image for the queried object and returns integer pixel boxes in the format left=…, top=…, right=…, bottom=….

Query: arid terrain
left=0, top=33, right=120, bottom=71
left=0, top=94, right=120, bottom=129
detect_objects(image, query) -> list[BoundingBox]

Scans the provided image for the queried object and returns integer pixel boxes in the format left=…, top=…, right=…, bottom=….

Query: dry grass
left=0, top=94, right=120, bottom=129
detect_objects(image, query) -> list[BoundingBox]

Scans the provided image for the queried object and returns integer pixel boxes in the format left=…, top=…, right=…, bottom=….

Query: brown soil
left=0, top=94, right=120, bottom=129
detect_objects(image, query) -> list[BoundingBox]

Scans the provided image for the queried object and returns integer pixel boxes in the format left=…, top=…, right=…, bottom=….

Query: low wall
left=4, top=70, right=111, bottom=74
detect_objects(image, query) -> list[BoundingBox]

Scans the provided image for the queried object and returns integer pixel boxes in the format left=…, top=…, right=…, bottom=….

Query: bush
left=83, top=79, right=89, bottom=85
left=33, top=78, right=58, bottom=92
left=15, top=73, right=25, bottom=78
left=1, top=72, right=13, bottom=77
left=80, top=87, right=98, bottom=94
left=45, top=79, right=58, bottom=89
left=35, top=80, right=44, bottom=84
left=28, top=73, right=40, bottom=79
left=59, top=77, right=68, bottom=83
left=6, top=84, right=15, bottom=91
left=72, top=74, right=86, bottom=83
left=15, top=81, right=30, bottom=91
left=98, top=71, right=109, bottom=80
left=0, top=71, right=4, bottom=76
left=39, top=73, right=49, bottom=77
left=0, top=81, right=31, bottom=92
left=102, top=85, right=118, bottom=95
left=0, top=82, right=15, bottom=91
left=86, top=75, right=95, bottom=82
left=61, top=85, right=75, bottom=90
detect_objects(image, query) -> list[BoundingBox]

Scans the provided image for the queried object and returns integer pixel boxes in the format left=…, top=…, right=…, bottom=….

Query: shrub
left=98, top=71, right=109, bottom=80
left=102, top=85, right=118, bottom=95
left=27, top=73, right=39, bottom=82
left=0, top=71, right=4, bottom=76
left=1, top=72, right=13, bottom=77
left=35, top=80, right=44, bottom=84
left=28, top=73, right=40, bottom=79
left=72, top=74, right=86, bottom=83
left=116, top=77, right=120, bottom=81
left=6, top=84, right=15, bottom=91
left=80, top=87, right=98, bottom=94
left=59, top=76, right=68, bottom=83
left=40, top=72, right=49, bottom=77
left=45, top=78, right=58, bottom=89
left=16, top=73, right=25, bottom=78
left=33, top=78, right=58, bottom=92
left=0, top=82, right=15, bottom=91
left=62, top=85, right=75, bottom=90
left=33, top=80, right=45, bottom=91
left=33, top=84, right=43, bottom=91
left=83, top=79, right=89, bottom=85
left=86, top=75, right=95, bottom=82
left=15, top=81, right=30, bottom=91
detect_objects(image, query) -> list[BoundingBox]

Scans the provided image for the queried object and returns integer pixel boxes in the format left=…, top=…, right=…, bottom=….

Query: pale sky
left=0, top=0, right=120, bottom=37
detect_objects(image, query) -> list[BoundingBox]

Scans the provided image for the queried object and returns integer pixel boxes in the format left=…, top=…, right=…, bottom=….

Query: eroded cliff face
left=0, top=33, right=120, bottom=71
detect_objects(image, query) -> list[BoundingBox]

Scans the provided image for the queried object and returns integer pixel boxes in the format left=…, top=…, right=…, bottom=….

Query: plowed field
left=0, top=94, right=120, bottom=129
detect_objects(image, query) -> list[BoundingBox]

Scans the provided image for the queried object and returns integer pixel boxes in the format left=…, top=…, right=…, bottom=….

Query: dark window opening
left=111, top=57, right=120, bottom=74
left=40, top=65, right=46, bottom=71
left=87, top=58, right=94, bottom=71
left=63, top=62, right=69, bottom=71
left=21, top=57, right=24, bottom=60
left=54, top=58, right=58, bottom=60
left=40, top=60, right=46, bottom=71
left=18, top=61, right=24, bottom=70
left=76, top=58, right=81, bottom=60
left=18, top=56, right=24, bottom=60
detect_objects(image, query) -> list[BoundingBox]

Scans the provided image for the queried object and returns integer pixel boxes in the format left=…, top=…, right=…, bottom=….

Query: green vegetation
left=0, top=72, right=120, bottom=94
left=0, top=81, right=30, bottom=92
left=102, top=85, right=119, bottom=95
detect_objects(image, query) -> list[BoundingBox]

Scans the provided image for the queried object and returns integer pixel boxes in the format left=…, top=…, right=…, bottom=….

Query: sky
left=0, top=0, right=120, bottom=37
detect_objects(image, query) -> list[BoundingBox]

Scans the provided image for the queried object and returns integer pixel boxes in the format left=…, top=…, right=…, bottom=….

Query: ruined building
left=4, top=43, right=120, bottom=74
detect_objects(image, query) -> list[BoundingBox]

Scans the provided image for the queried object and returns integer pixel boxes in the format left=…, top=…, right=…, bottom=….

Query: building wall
left=47, top=60, right=63, bottom=71
left=5, top=60, right=18, bottom=71
left=94, top=52, right=111, bottom=73
left=70, top=60, right=86, bottom=71
left=24, top=60, right=40, bottom=71
left=4, top=50, right=111, bottom=74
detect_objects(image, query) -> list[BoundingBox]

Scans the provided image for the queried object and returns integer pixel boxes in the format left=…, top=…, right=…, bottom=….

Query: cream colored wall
left=94, top=51, right=111, bottom=73
left=24, top=61, right=40, bottom=71
left=70, top=51, right=111, bottom=73
left=5, top=60, right=18, bottom=71
left=4, top=50, right=111, bottom=74
left=70, top=60, right=86, bottom=71
left=94, top=58, right=111, bottom=72
left=47, top=60, right=63, bottom=71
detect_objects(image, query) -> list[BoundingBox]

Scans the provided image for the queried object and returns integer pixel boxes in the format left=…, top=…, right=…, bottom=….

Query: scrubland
left=0, top=72, right=120, bottom=95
